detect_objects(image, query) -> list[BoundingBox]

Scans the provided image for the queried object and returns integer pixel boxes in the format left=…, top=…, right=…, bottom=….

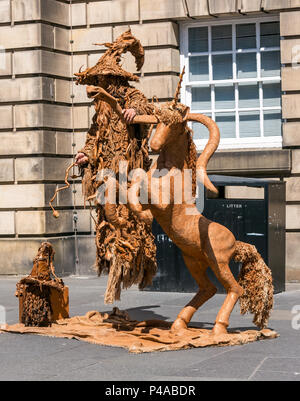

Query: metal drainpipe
left=69, top=0, right=80, bottom=274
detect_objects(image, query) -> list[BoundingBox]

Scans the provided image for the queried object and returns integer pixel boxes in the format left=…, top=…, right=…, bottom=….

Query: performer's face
left=96, top=75, right=108, bottom=89
left=96, top=75, right=120, bottom=90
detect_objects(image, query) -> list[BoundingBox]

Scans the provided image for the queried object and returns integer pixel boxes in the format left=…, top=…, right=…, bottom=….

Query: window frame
left=180, top=16, right=282, bottom=150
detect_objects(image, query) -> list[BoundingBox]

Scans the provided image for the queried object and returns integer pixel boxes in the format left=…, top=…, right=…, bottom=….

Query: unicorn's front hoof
left=212, top=322, right=228, bottom=336
left=171, top=318, right=188, bottom=332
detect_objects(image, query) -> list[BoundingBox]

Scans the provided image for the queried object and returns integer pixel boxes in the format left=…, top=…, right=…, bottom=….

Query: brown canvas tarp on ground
left=0, top=308, right=278, bottom=354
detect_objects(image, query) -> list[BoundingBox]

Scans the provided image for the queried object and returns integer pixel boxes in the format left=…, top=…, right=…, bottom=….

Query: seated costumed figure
left=74, top=30, right=157, bottom=303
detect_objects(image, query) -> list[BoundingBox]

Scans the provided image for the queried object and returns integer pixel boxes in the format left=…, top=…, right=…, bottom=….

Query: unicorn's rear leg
left=171, top=255, right=217, bottom=331
left=210, top=261, right=244, bottom=335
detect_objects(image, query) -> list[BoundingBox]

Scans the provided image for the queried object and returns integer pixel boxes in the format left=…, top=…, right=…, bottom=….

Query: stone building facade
left=0, top=0, right=300, bottom=283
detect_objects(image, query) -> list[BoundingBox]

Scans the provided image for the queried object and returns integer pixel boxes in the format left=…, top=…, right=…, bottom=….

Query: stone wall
left=0, top=0, right=90, bottom=275
left=0, top=0, right=300, bottom=281
left=281, top=10, right=300, bottom=282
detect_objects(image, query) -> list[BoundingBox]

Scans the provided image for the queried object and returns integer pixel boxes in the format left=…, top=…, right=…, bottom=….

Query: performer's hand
left=122, top=108, right=136, bottom=124
left=75, top=152, right=88, bottom=166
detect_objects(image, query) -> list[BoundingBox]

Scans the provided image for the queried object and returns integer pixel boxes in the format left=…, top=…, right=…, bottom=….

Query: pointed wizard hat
left=75, top=30, right=144, bottom=85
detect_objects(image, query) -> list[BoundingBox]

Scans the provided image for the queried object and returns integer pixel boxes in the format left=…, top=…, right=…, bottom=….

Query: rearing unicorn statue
left=92, top=78, right=274, bottom=336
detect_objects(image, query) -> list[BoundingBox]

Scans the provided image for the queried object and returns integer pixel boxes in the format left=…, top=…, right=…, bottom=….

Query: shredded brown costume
left=15, top=242, right=65, bottom=327
left=75, top=31, right=157, bottom=304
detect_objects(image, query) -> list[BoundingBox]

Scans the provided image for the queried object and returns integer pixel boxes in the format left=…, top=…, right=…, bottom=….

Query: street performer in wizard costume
left=74, top=30, right=157, bottom=304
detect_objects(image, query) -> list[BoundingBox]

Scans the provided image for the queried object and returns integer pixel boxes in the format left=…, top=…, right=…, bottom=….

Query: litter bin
left=147, top=175, right=286, bottom=294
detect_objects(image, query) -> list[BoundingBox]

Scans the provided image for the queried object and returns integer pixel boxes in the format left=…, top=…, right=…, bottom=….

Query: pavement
left=0, top=275, right=299, bottom=381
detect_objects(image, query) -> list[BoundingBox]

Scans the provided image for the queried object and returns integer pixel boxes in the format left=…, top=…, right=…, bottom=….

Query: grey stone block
left=281, top=38, right=300, bottom=64
left=55, top=79, right=71, bottom=103
left=286, top=232, right=300, bottom=280
left=0, top=212, right=15, bottom=235
left=73, top=132, right=87, bottom=153
left=14, top=156, right=35, bottom=182
left=262, top=0, right=292, bottom=11
left=136, top=75, right=179, bottom=100
left=286, top=204, right=300, bottom=230
left=286, top=268, right=300, bottom=282
left=77, top=235, right=97, bottom=276
left=85, top=53, right=106, bottom=71
left=45, top=183, right=57, bottom=206
left=282, top=94, right=300, bottom=120
left=54, top=26, right=70, bottom=52
left=6, top=23, right=70, bottom=52
left=89, top=0, right=139, bottom=25
left=53, top=236, right=76, bottom=275
left=100, top=47, right=179, bottom=75
left=0, top=131, right=56, bottom=156
left=0, top=51, right=12, bottom=76
left=143, top=48, right=180, bottom=74
left=283, top=122, right=300, bottom=148
left=15, top=157, right=73, bottom=182
left=286, top=176, right=300, bottom=201
left=238, top=0, right=262, bottom=13
left=282, top=67, right=300, bottom=91
left=14, top=50, right=41, bottom=76
left=113, top=22, right=179, bottom=47
left=0, top=77, right=55, bottom=103
left=45, top=210, right=74, bottom=234
left=0, top=239, right=43, bottom=275
left=15, top=157, right=45, bottom=183
left=140, top=0, right=186, bottom=20
left=72, top=82, right=90, bottom=104
left=185, top=0, right=210, bottom=17
left=56, top=183, right=73, bottom=207
left=14, top=104, right=72, bottom=130
left=0, top=0, right=10, bottom=23
left=72, top=27, right=112, bottom=52
left=73, top=106, right=90, bottom=130
left=0, top=159, right=14, bottom=183
left=40, top=0, right=69, bottom=26
left=76, top=209, right=91, bottom=233
left=73, top=183, right=85, bottom=207
left=281, top=11, right=300, bottom=36
left=56, top=132, right=73, bottom=155
left=285, top=177, right=300, bottom=201
left=0, top=184, right=53, bottom=209
left=71, top=3, right=87, bottom=27
left=40, top=23, right=55, bottom=48
left=15, top=211, right=45, bottom=235
left=13, top=0, right=40, bottom=22
left=1, top=22, right=36, bottom=48
left=208, top=149, right=291, bottom=174
left=72, top=54, right=89, bottom=76
left=14, top=50, right=70, bottom=78
left=209, top=0, right=238, bottom=15
left=0, top=237, right=76, bottom=275
left=292, top=149, right=300, bottom=173
left=16, top=210, right=74, bottom=235
left=43, top=104, right=72, bottom=129
left=0, top=106, right=13, bottom=129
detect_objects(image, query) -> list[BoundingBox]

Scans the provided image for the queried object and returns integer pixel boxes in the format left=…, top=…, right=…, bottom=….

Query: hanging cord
left=49, top=162, right=80, bottom=218
left=49, top=1, right=81, bottom=269
left=69, top=0, right=80, bottom=268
